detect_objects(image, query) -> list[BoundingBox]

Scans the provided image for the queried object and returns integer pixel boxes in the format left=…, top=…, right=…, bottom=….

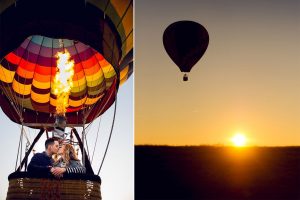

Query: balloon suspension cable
left=82, top=121, right=86, bottom=167
left=22, top=125, right=31, bottom=143
left=83, top=118, right=95, bottom=132
left=15, top=123, right=24, bottom=171
left=84, top=119, right=94, bottom=136
left=91, top=117, right=101, bottom=164
left=24, top=138, right=30, bottom=170
left=103, top=0, right=110, bottom=19
left=14, top=133, right=21, bottom=171
left=81, top=117, right=92, bottom=164
left=97, top=91, right=118, bottom=175
left=20, top=125, right=23, bottom=170
left=85, top=129, right=91, bottom=161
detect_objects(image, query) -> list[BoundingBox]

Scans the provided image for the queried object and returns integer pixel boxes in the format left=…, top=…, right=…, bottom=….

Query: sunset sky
left=135, top=0, right=300, bottom=146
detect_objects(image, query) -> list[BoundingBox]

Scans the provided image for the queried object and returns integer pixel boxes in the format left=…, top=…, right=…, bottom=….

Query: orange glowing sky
left=135, top=0, right=300, bottom=146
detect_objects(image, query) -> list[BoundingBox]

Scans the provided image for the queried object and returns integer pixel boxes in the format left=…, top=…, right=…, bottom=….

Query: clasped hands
left=50, top=166, right=66, bottom=178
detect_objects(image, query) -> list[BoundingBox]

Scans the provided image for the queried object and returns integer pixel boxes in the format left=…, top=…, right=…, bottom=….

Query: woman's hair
left=52, top=153, right=60, bottom=163
left=62, top=144, right=80, bottom=164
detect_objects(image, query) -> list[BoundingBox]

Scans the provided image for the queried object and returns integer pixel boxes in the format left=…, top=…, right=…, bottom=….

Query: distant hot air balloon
left=163, top=21, right=209, bottom=81
left=0, top=0, right=133, bottom=199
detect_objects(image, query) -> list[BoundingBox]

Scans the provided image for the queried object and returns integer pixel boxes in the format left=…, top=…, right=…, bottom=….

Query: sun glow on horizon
left=231, top=133, right=247, bottom=147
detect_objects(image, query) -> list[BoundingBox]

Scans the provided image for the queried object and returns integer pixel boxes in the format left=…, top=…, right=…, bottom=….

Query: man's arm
left=27, top=154, right=51, bottom=174
left=51, top=167, right=66, bottom=177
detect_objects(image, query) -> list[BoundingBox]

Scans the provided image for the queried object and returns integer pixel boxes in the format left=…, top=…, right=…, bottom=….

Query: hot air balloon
left=163, top=21, right=209, bottom=81
left=0, top=0, right=133, bottom=199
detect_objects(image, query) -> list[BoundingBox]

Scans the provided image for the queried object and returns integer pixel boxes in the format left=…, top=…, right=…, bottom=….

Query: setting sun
left=231, top=133, right=247, bottom=147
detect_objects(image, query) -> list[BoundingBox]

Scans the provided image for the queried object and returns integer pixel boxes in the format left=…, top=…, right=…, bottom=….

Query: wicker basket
left=7, top=172, right=101, bottom=200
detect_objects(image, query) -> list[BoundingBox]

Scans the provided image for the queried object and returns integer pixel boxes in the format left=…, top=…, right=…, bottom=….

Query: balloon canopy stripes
left=0, top=36, right=116, bottom=113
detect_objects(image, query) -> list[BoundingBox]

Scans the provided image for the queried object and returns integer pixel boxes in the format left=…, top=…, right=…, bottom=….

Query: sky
left=0, top=78, right=133, bottom=200
left=135, top=0, right=300, bottom=146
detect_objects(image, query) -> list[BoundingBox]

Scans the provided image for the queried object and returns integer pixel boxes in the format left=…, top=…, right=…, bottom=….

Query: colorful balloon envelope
left=0, top=0, right=133, bottom=128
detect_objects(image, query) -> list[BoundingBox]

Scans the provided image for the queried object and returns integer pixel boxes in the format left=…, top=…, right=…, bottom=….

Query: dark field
left=135, top=146, right=300, bottom=200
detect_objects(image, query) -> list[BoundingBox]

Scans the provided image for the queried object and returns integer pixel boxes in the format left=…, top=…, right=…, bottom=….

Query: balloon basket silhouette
left=183, top=73, right=189, bottom=81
